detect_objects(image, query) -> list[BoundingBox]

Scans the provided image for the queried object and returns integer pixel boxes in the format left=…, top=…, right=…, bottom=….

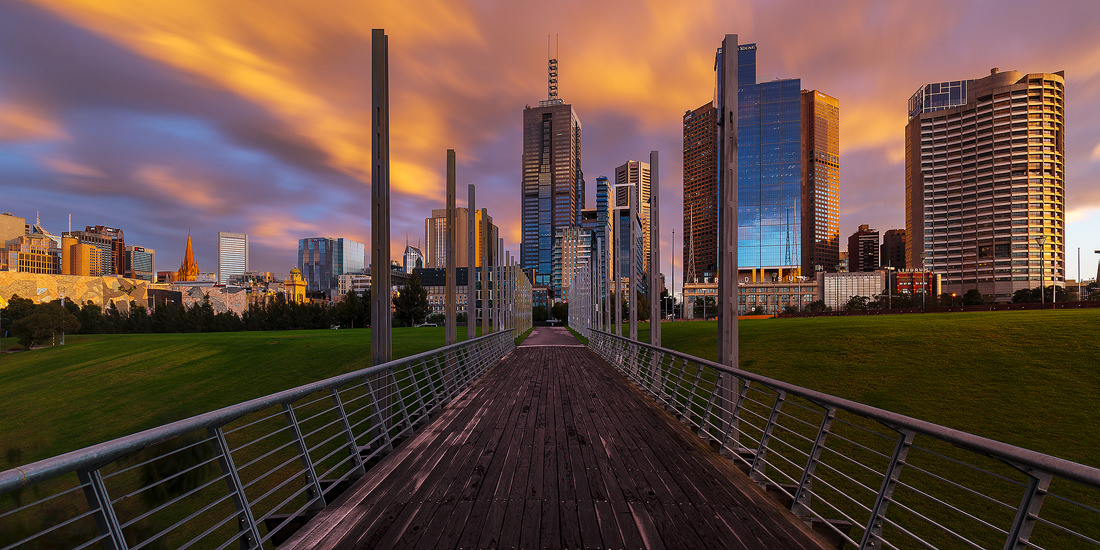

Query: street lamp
left=1035, top=236, right=1047, bottom=309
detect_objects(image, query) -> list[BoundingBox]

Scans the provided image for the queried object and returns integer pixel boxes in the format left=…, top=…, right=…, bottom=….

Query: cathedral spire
left=177, top=230, right=199, bottom=281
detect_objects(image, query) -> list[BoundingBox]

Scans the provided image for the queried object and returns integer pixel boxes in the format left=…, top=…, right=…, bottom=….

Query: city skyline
left=3, top=1, right=1100, bottom=285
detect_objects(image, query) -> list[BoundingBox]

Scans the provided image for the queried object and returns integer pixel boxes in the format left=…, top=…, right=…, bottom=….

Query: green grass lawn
left=0, top=327, right=492, bottom=466
left=622, top=309, right=1100, bottom=468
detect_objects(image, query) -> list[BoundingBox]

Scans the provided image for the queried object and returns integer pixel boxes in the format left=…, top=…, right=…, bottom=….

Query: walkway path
left=284, top=327, right=827, bottom=549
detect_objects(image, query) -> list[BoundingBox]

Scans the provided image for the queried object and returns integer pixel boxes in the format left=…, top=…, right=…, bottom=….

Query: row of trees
left=0, top=273, right=441, bottom=349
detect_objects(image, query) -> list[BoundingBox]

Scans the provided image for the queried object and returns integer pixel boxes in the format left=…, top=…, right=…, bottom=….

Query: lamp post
left=1035, top=236, right=1047, bottom=309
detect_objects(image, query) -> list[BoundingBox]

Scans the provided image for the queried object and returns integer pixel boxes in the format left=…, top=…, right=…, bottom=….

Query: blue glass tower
left=736, top=44, right=802, bottom=271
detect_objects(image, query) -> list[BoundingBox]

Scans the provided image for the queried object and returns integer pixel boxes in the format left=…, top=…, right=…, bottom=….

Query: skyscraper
left=64, top=225, right=124, bottom=275
left=848, top=224, right=880, bottom=272
left=217, top=232, right=248, bottom=284
left=402, top=244, right=423, bottom=274
left=682, top=103, right=718, bottom=283
left=905, top=68, right=1065, bottom=299
left=521, top=57, right=583, bottom=288
left=297, top=237, right=366, bottom=294
left=424, top=207, right=495, bottom=269
left=690, top=43, right=839, bottom=280
left=801, top=90, right=841, bottom=273
left=614, top=160, right=651, bottom=274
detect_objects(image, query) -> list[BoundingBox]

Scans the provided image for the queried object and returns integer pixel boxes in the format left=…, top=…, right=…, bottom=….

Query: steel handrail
left=590, top=329, right=1100, bottom=489
left=0, top=330, right=513, bottom=495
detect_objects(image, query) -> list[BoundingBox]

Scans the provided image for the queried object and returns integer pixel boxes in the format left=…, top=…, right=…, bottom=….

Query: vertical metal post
left=361, top=375, right=394, bottom=452
left=629, top=189, right=638, bottom=341
left=650, top=150, right=661, bottom=346
left=371, top=29, right=393, bottom=430
left=77, top=468, right=130, bottom=550
left=497, top=237, right=504, bottom=331
left=282, top=404, right=326, bottom=510
left=468, top=185, right=476, bottom=339
left=445, top=150, right=457, bottom=345
left=749, top=391, right=786, bottom=481
left=480, top=208, right=489, bottom=336
left=208, top=427, right=262, bottom=550
left=860, top=430, right=915, bottom=549
left=371, top=28, right=391, bottom=364
left=717, top=34, right=740, bottom=446
left=792, top=407, right=837, bottom=517
left=330, top=388, right=367, bottom=476
left=614, top=191, right=622, bottom=336
left=1003, top=468, right=1053, bottom=550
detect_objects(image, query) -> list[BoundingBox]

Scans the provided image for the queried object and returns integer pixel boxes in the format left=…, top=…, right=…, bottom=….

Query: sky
left=2, top=0, right=1099, bottom=286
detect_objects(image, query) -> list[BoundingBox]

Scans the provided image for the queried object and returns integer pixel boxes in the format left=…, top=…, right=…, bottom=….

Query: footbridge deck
left=283, top=327, right=826, bottom=549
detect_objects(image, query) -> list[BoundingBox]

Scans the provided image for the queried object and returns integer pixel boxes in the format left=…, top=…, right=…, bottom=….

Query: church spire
left=177, top=230, right=199, bottom=281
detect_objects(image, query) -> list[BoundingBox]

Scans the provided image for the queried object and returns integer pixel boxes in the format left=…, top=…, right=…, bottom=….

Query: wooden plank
left=283, top=331, right=829, bottom=550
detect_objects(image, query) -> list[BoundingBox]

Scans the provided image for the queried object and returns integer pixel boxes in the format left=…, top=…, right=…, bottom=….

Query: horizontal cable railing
left=0, top=330, right=514, bottom=550
left=588, top=329, right=1100, bottom=550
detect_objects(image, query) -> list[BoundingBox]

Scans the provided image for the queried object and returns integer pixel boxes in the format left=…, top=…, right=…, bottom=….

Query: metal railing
left=589, top=330, right=1100, bottom=550
left=0, top=330, right=514, bottom=549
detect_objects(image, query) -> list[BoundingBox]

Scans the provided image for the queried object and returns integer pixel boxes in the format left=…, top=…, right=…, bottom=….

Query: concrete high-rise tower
left=905, top=68, right=1065, bottom=299
left=682, top=103, right=718, bottom=283
left=217, top=232, right=248, bottom=284
left=521, top=55, right=583, bottom=289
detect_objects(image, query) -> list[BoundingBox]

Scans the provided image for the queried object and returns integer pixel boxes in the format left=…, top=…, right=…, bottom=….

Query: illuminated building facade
left=682, top=103, right=718, bottom=283
left=521, top=57, right=583, bottom=289
left=905, top=68, right=1065, bottom=300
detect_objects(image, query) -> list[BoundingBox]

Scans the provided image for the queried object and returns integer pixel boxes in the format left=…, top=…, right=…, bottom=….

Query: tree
left=11, top=302, right=80, bottom=348
left=844, top=295, right=870, bottom=311
left=807, top=300, right=828, bottom=313
left=335, top=289, right=368, bottom=328
left=551, top=302, right=568, bottom=324
left=393, top=272, right=430, bottom=327
left=533, top=305, right=548, bottom=323
left=962, top=288, right=985, bottom=306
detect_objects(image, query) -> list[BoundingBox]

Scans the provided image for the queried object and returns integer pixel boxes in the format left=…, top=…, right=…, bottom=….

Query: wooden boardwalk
left=283, top=328, right=828, bottom=549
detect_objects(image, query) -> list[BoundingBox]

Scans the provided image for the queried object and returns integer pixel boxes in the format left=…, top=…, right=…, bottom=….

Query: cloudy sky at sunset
left=3, top=0, right=1099, bottom=284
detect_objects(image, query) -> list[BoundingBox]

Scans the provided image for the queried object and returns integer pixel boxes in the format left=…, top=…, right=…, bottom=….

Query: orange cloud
left=0, top=104, right=65, bottom=142
left=41, top=156, right=104, bottom=178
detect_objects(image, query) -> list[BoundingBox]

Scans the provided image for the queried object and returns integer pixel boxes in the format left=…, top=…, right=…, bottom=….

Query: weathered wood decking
left=283, top=328, right=828, bottom=549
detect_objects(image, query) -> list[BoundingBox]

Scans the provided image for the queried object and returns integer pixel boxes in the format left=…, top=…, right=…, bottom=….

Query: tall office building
left=905, top=68, right=1065, bottom=299
left=64, top=225, right=124, bottom=275
left=551, top=225, right=591, bottom=299
left=701, top=43, right=838, bottom=279
left=217, top=232, right=248, bottom=284
left=402, top=245, right=424, bottom=274
left=297, top=237, right=366, bottom=294
left=682, top=103, right=718, bottom=283
left=848, top=224, right=880, bottom=272
left=424, top=207, right=495, bottom=269
left=123, top=245, right=155, bottom=281
left=521, top=57, right=583, bottom=289
left=614, top=160, right=651, bottom=273
left=801, top=90, right=841, bottom=273
left=881, top=229, right=906, bottom=269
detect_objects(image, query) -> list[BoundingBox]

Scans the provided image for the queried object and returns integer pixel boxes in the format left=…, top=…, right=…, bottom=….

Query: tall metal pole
left=649, top=150, right=661, bottom=347
left=480, top=208, right=489, bottom=335
left=614, top=197, right=622, bottom=335
left=445, top=150, right=457, bottom=345
left=371, top=29, right=391, bottom=365
left=629, top=189, right=638, bottom=341
left=497, top=236, right=504, bottom=331
left=717, top=35, right=739, bottom=444
left=467, top=185, right=476, bottom=339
